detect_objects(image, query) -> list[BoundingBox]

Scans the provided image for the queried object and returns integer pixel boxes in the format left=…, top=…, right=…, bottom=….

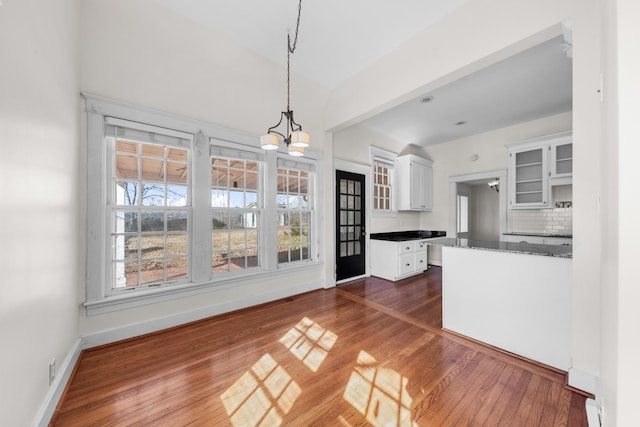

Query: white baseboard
left=568, top=367, right=599, bottom=396
left=82, top=281, right=323, bottom=349
left=32, top=339, right=82, bottom=427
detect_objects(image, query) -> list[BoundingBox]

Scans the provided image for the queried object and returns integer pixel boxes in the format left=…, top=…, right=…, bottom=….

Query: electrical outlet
left=49, top=359, right=56, bottom=385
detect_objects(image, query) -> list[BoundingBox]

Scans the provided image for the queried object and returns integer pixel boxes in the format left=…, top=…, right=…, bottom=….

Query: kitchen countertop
left=427, top=237, right=572, bottom=258
left=503, top=232, right=573, bottom=238
left=370, top=230, right=447, bottom=241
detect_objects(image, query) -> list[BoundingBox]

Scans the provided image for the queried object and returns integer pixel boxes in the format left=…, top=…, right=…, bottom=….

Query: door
left=336, top=170, right=366, bottom=282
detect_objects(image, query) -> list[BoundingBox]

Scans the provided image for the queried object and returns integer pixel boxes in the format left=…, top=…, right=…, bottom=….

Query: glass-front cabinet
left=508, top=132, right=572, bottom=209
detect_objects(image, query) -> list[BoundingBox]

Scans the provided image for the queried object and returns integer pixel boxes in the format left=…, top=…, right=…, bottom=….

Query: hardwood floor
left=52, top=268, right=588, bottom=426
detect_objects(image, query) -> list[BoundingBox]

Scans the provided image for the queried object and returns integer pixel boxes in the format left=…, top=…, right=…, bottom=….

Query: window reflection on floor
left=220, top=353, right=301, bottom=427
left=343, top=350, right=418, bottom=427
left=279, top=317, right=338, bottom=372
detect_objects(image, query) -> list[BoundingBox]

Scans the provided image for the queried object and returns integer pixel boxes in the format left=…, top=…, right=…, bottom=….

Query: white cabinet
left=370, top=239, right=429, bottom=281
left=550, top=137, right=573, bottom=184
left=396, top=155, right=433, bottom=211
left=507, top=132, right=572, bottom=209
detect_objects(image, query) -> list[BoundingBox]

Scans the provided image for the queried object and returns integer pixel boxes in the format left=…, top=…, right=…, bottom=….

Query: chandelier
left=260, top=0, right=310, bottom=157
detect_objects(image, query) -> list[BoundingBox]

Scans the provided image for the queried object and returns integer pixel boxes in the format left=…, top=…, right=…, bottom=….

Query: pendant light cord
left=287, top=0, right=303, bottom=112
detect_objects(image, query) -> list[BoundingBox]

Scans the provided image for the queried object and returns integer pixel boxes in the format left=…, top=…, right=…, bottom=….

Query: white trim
left=82, top=279, right=323, bottom=349
left=448, top=169, right=507, bottom=239
left=568, top=367, right=599, bottom=396
left=336, top=274, right=366, bottom=285
left=32, top=339, right=82, bottom=427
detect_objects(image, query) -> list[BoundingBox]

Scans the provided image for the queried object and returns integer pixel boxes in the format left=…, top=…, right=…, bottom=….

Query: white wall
left=470, top=184, right=500, bottom=241
left=600, top=0, right=640, bottom=425
left=333, top=124, right=423, bottom=232
left=0, top=0, right=81, bottom=425
left=324, top=0, right=605, bottom=404
left=79, top=0, right=333, bottom=335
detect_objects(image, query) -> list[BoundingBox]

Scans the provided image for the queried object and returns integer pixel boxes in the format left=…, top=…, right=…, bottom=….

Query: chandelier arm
left=266, top=111, right=287, bottom=134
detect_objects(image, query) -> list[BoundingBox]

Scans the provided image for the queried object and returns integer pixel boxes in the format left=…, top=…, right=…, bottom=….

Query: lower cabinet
left=371, top=239, right=428, bottom=281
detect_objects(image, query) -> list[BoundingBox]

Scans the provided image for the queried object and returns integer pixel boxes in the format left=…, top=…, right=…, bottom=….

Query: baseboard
left=32, top=338, right=82, bottom=427
left=82, top=281, right=323, bottom=349
left=568, top=367, right=599, bottom=396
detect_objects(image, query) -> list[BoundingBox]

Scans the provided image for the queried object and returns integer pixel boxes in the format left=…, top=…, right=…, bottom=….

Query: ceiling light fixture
left=488, top=179, right=500, bottom=192
left=260, top=0, right=309, bottom=157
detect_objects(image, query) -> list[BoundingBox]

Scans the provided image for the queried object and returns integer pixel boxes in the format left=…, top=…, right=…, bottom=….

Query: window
left=372, top=159, right=393, bottom=210
left=277, top=157, right=315, bottom=264
left=369, top=147, right=396, bottom=213
left=85, top=97, right=321, bottom=313
left=211, top=145, right=264, bottom=273
left=457, top=194, right=469, bottom=234
left=107, top=119, right=192, bottom=291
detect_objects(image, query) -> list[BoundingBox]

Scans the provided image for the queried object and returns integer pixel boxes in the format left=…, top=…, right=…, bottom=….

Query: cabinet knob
left=405, top=246, right=410, bottom=250
left=419, top=260, right=424, bottom=263
left=406, top=263, right=410, bottom=267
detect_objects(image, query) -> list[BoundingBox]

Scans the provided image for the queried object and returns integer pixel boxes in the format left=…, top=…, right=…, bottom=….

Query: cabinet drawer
left=400, top=241, right=415, bottom=254
left=399, top=253, right=414, bottom=275
left=415, top=250, right=427, bottom=270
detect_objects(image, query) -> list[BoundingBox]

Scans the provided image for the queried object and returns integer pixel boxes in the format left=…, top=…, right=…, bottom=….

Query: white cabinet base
left=371, top=239, right=429, bottom=281
left=442, top=246, right=571, bottom=370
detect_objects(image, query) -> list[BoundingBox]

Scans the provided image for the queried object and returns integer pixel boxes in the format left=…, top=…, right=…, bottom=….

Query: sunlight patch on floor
left=220, top=353, right=301, bottom=427
left=279, top=317, right=338, bottom=372
left=343, top=350, right=418, bottom=427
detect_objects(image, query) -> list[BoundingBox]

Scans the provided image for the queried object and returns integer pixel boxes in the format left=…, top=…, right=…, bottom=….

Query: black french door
left=336, top=170, right=366, bottom=281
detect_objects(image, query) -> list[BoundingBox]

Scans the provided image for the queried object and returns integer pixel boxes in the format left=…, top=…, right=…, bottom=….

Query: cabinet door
left=410, top=161, right=432, bottom=210
left=399, top=253, right=414, bottom=276
left=509, top=146, right=549, bottom=208
left=415, top=250, right=428, bottom=271
left=551, top=142, right=572, bottom=179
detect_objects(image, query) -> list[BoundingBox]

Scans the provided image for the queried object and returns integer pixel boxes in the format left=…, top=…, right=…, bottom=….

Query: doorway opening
left=449, top=170, right=507, bottom=240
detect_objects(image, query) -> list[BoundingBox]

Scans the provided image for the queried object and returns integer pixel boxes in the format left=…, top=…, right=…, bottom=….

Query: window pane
left=167, top=161, right=187, bottom=184
left=141, top=260, right=164, bottom=284
left=167, top=257, right=187, bottom=280
left=167, top=235, right=187, bottom=257
left=116, top=154, right=138, bottom=180
left=141, top=184, right=164, bottom=206
left=167, top=185, right=187, bottom=207
left=167, top=147, right=187, bottom=162
left=116, top=182, right=140, bottom=206
left=141, top=158, right=164, bottom=182
left=141, top=212, right=164, bottom=232
left=211, top=189, right=228, bottom=208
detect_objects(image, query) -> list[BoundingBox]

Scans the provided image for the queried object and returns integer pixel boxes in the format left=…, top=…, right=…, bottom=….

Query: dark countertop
left=427, top=237, right=573, bottom=258
left=370, top=230, right=447, bottom=242
left=503, top=232, right=573, bottom=238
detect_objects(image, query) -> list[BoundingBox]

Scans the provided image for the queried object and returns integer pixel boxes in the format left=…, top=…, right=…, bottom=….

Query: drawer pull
left=405, top=246, right=410, bottom=250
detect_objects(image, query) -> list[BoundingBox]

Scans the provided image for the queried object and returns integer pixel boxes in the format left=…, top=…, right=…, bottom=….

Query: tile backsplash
left=508, top=207, right=573, bottom=235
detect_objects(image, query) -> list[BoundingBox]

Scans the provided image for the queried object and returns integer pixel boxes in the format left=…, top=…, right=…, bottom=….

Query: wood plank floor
left=52, top=267, right=588, bottom=426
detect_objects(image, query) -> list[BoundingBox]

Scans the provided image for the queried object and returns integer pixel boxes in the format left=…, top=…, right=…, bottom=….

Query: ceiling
left=361, top=36, right=573, bottom=147
left=155, top=0, right=572, bottom=147
left=156, top=0, right=467, bottom=89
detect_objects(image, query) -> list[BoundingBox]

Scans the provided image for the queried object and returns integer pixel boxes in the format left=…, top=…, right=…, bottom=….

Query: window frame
left=369, top=146, right=397, bottom=216
left=276, top=156, right=316, bottom=266
left=84, top=95, right=322, bottom=315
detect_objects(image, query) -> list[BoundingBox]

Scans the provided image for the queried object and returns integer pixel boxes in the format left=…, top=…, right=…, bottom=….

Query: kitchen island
left=428, top=237, right=572, bottom=371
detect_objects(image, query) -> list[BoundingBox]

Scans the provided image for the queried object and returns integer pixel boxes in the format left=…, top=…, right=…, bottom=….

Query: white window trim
left=369, top=146, right=397, bottom=217
left=84, top=94, right=322, bottom=315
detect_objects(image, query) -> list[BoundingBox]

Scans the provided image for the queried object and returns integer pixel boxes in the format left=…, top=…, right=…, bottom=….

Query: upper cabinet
left=550, top=138, right=573, bottom=184
left=508, top=132, right=572, bottom=209
left=396, top=154, right=433, bottom=211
